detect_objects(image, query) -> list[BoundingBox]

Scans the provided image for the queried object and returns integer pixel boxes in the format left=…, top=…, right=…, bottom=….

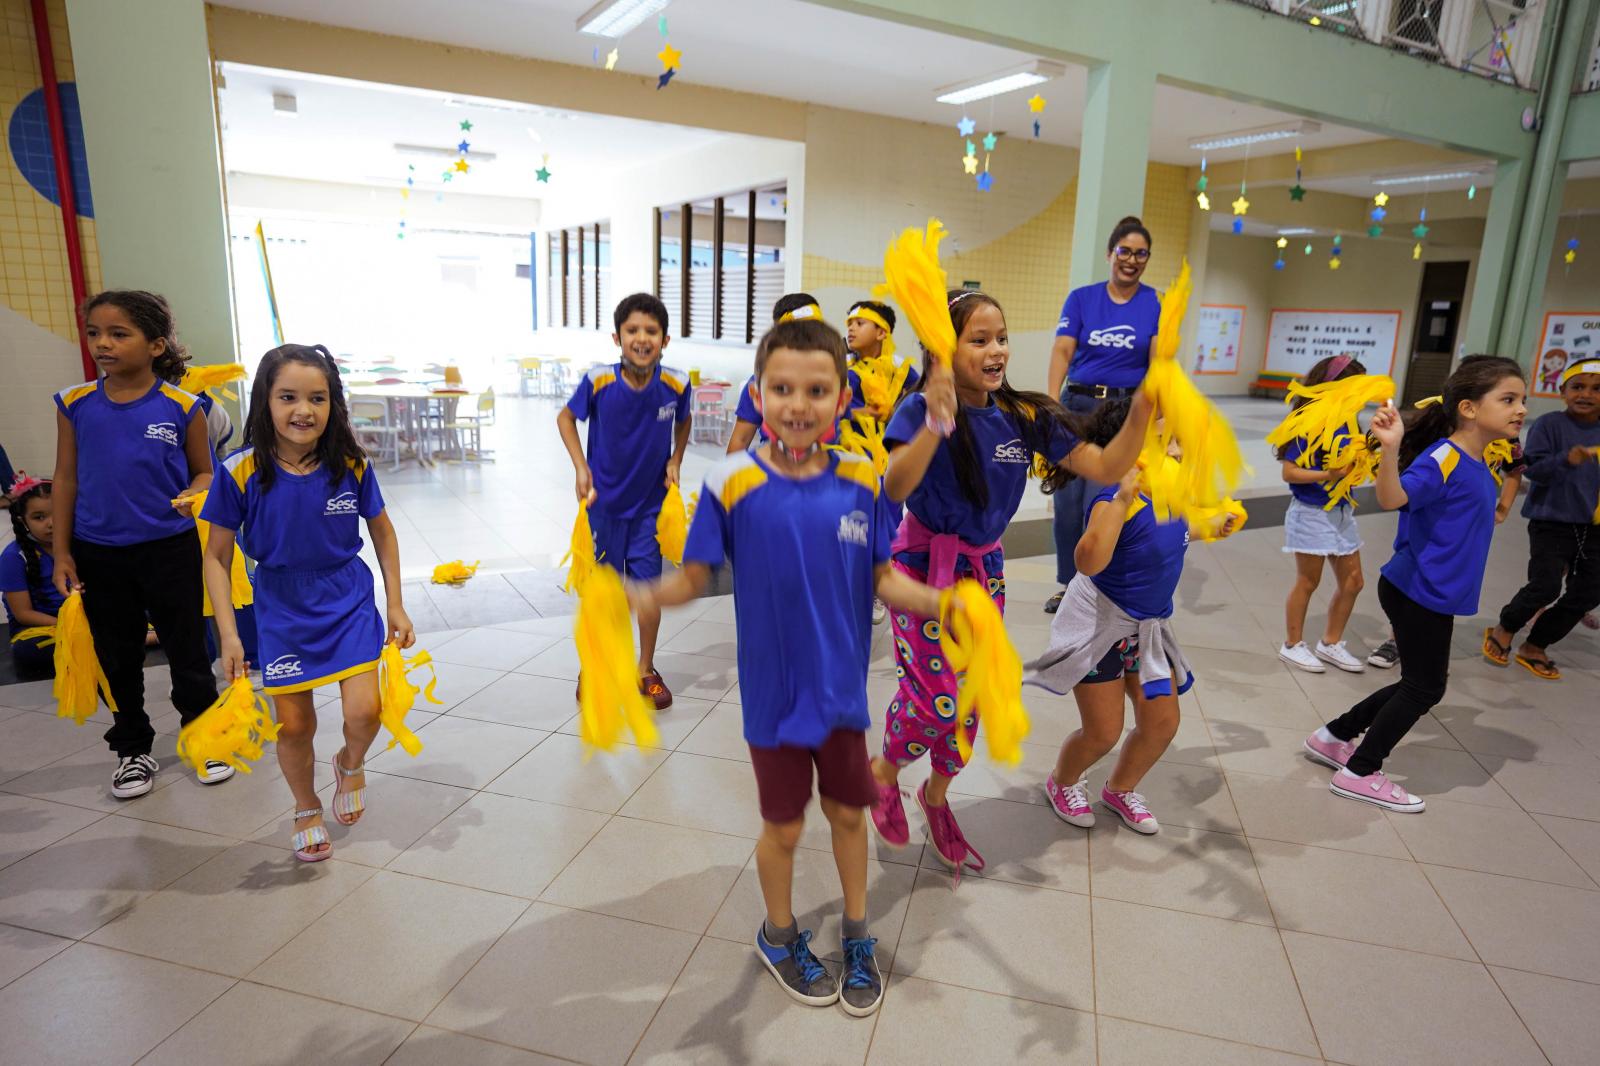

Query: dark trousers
left=72, top=531, right=218, bottom=758
left=1052, top=390, right=1106, bottom=585
left=1497, top=520, right=1600, bottom=651
left=8, top=627, right=54, bottom=680
left=1328, top=576, right=1452, bottom=777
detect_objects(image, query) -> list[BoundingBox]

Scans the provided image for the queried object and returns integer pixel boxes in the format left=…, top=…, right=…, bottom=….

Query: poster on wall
left=1192, top=304, right=1245, bottom=375
left=1532, top=311, right=1600, bottom=396
left=1264, top=309, right=1401, bottom=377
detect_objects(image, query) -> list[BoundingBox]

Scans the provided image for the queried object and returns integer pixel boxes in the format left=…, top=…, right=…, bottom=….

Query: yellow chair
left=518, top=357, right=543, bottom=397
left=443, top=387, right=496, bottom=460
left=444, top=365, right=463, bottom=386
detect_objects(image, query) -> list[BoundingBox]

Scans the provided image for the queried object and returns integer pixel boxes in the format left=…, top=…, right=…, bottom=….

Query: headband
left=846, top=305, right=896, bottom=362
left=1560, top=359, right=1600, bottom=387
left=6, top=472, right=48, bottom=498
left=948, top=290, right=984, bottom=307
left=778, top=303, right=823, bottom=323
left=1325, top=355, right=1354, bottom=381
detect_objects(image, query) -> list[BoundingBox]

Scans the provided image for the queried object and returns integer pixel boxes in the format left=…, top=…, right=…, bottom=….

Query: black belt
left=1065, top=382, right=1137, bottom=400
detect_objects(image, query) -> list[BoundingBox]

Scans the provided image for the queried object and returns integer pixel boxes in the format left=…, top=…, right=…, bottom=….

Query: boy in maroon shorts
left=630, top=317, right=940, bottom=1017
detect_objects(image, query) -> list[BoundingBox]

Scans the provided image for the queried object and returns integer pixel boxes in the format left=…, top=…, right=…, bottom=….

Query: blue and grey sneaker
left=838, top=935, right=883, bottom=1016
left=755, top=926, right=838, bottom=1006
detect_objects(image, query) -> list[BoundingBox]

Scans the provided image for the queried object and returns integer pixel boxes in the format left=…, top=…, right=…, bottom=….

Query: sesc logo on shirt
left=657, top=403, right=676, bottom=422
left=324, top=491, right=360, bottom=517
left=1085, top=325, right=1138, bottom=349
left=992, top=438, right=1030, bottom=464
left=837, top=509, right=870, bottom=547
left=264, top=654, right=304, bottom=683
left=145, top=422, right=180, bottom=446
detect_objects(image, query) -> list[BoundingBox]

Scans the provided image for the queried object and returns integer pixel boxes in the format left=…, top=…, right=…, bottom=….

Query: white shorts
left=1283, top=498, right=1362, bottom=557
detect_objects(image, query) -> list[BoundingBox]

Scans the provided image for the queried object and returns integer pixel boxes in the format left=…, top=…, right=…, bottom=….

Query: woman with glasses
left=1044, top=216, right=1161, bottom=613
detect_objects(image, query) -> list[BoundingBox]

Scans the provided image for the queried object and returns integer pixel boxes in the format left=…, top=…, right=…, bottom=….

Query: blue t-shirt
left=883, top=392, right=1078, bottom=547
left=1282, top=428, right=1351, bottom=509
left=55, top=380, right=205, bottom=546
left=1381, top=440, right=1498, bottom=615
left=734, top=375, right=761, bottom=426
left=0, top=541, right=64, bottom=623
left=1084, top=486, right=1190, bottom=620
left=566, top=363, right=691, bottom=520
left=202, top=449, right=385, bottom=571
left=1055, top=283, right=1161, bottom=390
left=685, top=450, right=892, bottom=749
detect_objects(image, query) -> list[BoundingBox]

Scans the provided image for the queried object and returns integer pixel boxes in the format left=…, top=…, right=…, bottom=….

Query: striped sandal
left=330, top=750, right=367, bottom=826
left=292, top=807, right=331, bottom=863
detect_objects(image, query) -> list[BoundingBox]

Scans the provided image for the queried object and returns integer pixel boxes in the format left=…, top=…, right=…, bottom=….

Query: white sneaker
left=111, top=754, right=158, bottom=799
left=871, top=599, right=887, bottom=625
left=1279, top=641, right=1326, bottom=673
left=197, top=760, right=236, bottom=785
left=1315, top=640, right=1366, bottom=673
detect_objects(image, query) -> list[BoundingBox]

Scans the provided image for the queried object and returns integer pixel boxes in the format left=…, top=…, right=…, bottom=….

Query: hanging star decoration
left=1412, top=222, right=1429, bottom=239
left=1232, top=192, right=1250, bottom=215
left=1289, top=145, right=1306, bottom=201
left=454, top=158, right=469, bottom=173
left=1368, top=225, right=1384, bottom=238
left=965, top=139, right=976, bottom=156
left=1274, top=257, right=1286, bottom=271
left=658, top=13, right=668, bottom=35
left=1033, top=121, right=1041, bottom=138
left=1027, top=93, right=1047, bottom=113
left=1195, top=156, right=1209, bottom=209
left=977, top=170, right=994, bottom=192
left=1373, top=191, right=1390, bottom=206
left=459, top=120, right=473, bottom=132
left=458, top=139, right=470, bottom=154
left=536, top=154, right=552, bottom=183
left=442, top=171, right=453, bottom=182
left=657, top=68, right=675, bottom=89
left=1329, top=235, right=1343, bottom=270
left=1304, top=243, right=1313, bottom=255
left=659, top=42, right=681, bottom=71
left=1467, top=183, right=1477, bottom=200
left=957, top=115, right=976, bottom=137
left=1232, top=218, right=1244, bottom=234
left=605, top=47, right=619, bottom=71
left=1566, top=236, right=1580, bottom=265
left=962, top=153, right=979, bottom=175
left=1196, top=191, right=1211, bottom=211
left=982, top=131, right=997, bottom=152
left=1413, top=242, right=1422, bottom=260
left=1276, top=237, right=1288, bottom=249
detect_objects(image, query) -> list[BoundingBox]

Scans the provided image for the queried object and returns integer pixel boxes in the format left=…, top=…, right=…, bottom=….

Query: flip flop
left=1481, top=627, right=1510, bottom=667
left=1515, top=653, right=1560, bottom=681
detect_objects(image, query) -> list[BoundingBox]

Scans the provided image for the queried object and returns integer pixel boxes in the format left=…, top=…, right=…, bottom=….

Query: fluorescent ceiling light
left=1276, top=227, right=1316, bottom=236
left=1372, top=169, right=1484, bottom=186
left=394, top=143, right=498, bottom=163
left=1188, top=120, right=1321, bottom=152
left=935, top=60, right=1066, bottom=105
left=577, top=0, right=670, bottom=38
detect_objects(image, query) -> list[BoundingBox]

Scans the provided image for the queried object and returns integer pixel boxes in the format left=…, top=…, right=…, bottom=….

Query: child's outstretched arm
left=1370, top=401, right=1408, bottom=510
left=725, top=420, right=757, bottom=455
left=202, top=526, right=246, bottom=680
left=628, top=562, right=713, bottom=613
left=1060, top=389, right=1154, bottom=483
left=874, top=564, right=941, bottom=618
left=366, top=510, right=414, bottom=648
left=1075, top=468, right=1140, bottom=577
left=175, top=410, right=214, bottom=515
left=556, top=407, right=595, bottom=504
left=1281, top=458, right=1347, bottom=485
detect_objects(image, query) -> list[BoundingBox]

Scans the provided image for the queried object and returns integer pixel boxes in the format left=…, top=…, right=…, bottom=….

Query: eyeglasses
left=1113, top=247, right=1151, bottom=262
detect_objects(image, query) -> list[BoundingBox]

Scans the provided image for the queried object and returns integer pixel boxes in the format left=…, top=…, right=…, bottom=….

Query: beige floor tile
left=1184, top=646, right=1304, bottom=692
left=117, top=759, right=299, bottom=839
left=1251, top=838, right=1475, bottom=959
left=250, top=870, right=526, bottom=1020
left=252, top=770, right=476, bottom=868
left=1489, top=966, right=1600, bottom=1066
left=659, top=619, right=740, bottom=661
left=913, top=794, right=1091, bottom=894
left=1092, top=897, right=1318, bottom=1056
left=1283, top=931, right=1542, bottom=1065
left=1226, top=770, right=1411, bottom=858
left=619, top=750, right=764, bottom=839
left=1532, top=813, right=1600, bottom=885
left=0, top=943, right=230, bottom=1065
left=1203, top=718, right=1337, bottom=783
left=0, top=922, right=72, bottom=988
left=865, top=975, right=1096, bottom=1065
left=0, top=711, right=103, bottom=785
left=404, top=661, right=507, bottom=712
left=1438, top=707, right=1593, bottom=765
left=540, top=815, right=751, bottom=933
left=486, top=732, right=666, bottom=813
left=87, top=842, right=375, bottom=976
left=141, top=981, right=413, bottom=1065
left=1095, top=1016, right=1321, bottom=1066
left=1483, top=758, right=1600, bottom=821
left=390, top=791, right=607, bottom=898
left=1108, top=760, right=1243, bottom=835
left=426, top=902, right=696, bottom=1066
left=553, top=694, right=715, bottom=752
left=0, top=677, right=59, bottom=710
left=0, top=793, right=105, bottom=871
left=676, top=702, right=753, bottom=763
left=1382, top=744, right=1518, bottom=809
left=366, top=715, right=547, bottom=789
left=446, top=671, right=583, bottom=731
left=1384, top=797, right=1593, bottom=887
left=895, top=870, right=1092, bottom=1010
left=2, top=733, right=183, bottom=813
left=388, top=1026, right=573, bottom=1065
left=631, top=936, right=876, bottom=1065
left=0, top=816, right=230, bottom=938
left=1193, top=677, right=1323, bottom=732
left=1424, top=864, right=1600, bottom=984
left=431, top=627, right=560, bottom=672
left=1090, top=822, right=1273, bottom=925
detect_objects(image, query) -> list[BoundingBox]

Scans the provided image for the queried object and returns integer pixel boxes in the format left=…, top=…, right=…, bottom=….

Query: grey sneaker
left=1367, top=640, right=1399, bottom=669
left=755, top=926, right=838, bottom=1006
left=839, top=935, right=884, bottom=1017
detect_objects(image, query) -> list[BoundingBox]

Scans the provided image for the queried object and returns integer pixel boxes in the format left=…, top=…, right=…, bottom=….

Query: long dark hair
left=243, top=344, right=367, bottom=492
left=7, top=478, right=52, bottom=589
left=914, top=290, right=1079, bottom=508
left=1398, top=354, right=1524, bottom=469
left=1274, top=353, right=1368, bottom=460
left=81, top=290, right=190, bottom=385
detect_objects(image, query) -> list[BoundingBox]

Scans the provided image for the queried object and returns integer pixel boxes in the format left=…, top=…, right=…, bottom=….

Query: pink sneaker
left=1330, top=768, right=1425, bottom=813
left=1303, top=731, right=1357, bottom=771
left=870, top=778, right=909, bottom=848
left=1100, top=786, right=1159, bottom=834
left=916, top=781, right=985, bottom=883
left=1044, top=774, right=1095, bottom=828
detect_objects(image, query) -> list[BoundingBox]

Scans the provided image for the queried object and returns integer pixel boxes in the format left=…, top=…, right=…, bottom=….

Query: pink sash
left=891, top=511, right=1002, bottom=591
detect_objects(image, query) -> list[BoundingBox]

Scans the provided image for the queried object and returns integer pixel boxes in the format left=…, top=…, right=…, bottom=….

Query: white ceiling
left=217, top=0, right=1386, bottom=164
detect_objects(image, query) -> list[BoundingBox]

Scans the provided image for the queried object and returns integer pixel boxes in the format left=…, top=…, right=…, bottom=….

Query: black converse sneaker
left=111, top=754, right=159, bottom=799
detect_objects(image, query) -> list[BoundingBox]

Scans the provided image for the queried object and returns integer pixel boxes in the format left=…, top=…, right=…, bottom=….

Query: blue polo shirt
left=566, top=363, right=691, bottom=520
left=202, top=449, right=385, bottom=571
left=1084, top=487, right=1190, bottom=620
left=0, top=542, right=64, bottom=622
left=1381, top=440, right=1498, bottom=615
left=684, top=450, right=891, bottom=749
left=1056, top=283, right=1161, bottom=390
left=54, top=379, right=205, bottom=546
left=1282, top=428, right=1351, bottom=509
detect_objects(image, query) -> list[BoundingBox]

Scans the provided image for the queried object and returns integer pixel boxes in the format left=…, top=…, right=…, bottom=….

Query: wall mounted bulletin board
left=1532, top=311, right=1600, bottom=397
left=1192, top=304, right=1245, bottom=375
left=1265, top=309, right=1401, bottom=378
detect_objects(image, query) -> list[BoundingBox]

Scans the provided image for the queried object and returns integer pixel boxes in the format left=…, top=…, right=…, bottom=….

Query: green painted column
left=1460, top=157, right=1527, bottom=357
left=1067, top=59, right=1155, bottom=290
left=64, top=0, right=236, bottom=366
left=1507, top=161, right=1570, bottom=370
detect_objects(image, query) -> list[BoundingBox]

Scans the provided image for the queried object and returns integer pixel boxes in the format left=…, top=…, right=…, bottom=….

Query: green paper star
left=535, top=166, right=551, bottom=183
left=965, top=139, right=975, bottom=157
left=459, top=120, right=473, bottom=131
left=1288, top=184, right=1306, bottom=201
left=982, top=132, right=997, bottom=151
left=1367, top=224, right=1383, bottom=238
left=1196, top=175, right=1208, bottom=191
left=1412, top=223, right=1429, bottom=239
left=442, top=171, right=453, bottom=182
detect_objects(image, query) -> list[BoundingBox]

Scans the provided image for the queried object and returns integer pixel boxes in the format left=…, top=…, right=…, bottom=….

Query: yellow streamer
left=176, top=490, right=253, bottom=613
left=938, top=580, right=1029, bottom=766
left=179, top=363, right=247, bottom=403
left=1264, top=374, right=1394, bottom=511
left=875, top=219, right=956, bottom=367
left=431, top=560, right=480, bottom=585
left=11, top=625, right=56, bottom=648
left=836, top=413, right=891, bottom=477
left=175, top=676, right=279, bottom=774
left=562, top=502, right=598, bottom=594
left=656, top=484, right=689, bottom=567
left=378, top=643, right=441, bottom=756
left=1483, top=438, right=1515, bottom=487
left=573, top=566, right=659, bottom=752
left=51, top=591, right=116, bottom=724
left=851, top=354, right=911, bottom=422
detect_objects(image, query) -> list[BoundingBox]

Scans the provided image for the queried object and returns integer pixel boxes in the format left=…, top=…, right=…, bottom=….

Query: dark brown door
left=1400, top=261, right=1469, bottom=407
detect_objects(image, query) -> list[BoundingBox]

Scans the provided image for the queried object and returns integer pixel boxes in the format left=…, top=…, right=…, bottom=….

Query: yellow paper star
left=1373, top=191, right=1390, bottom=207
left=1232, top=195, right=1250, bottom=215
left=1196, top=191, right=1211, bottom=211
left=1275, top=237, right=1287, bottom=249
left=1413, top=242, right=1422, bottom=260
left=962, top=153, right=979, bottom=175
left=1027, top=93, right=1047, bottom=113
left=658, top=42, right=681, bottom=71
left=1329, top=257, right=1342, bottom=270
left=1566, top=249, right=1578, bottom=264
left=605, top=47, right=618, bottom=71
left=400, top=188, right=410, bottom=199
left=454, top=158, right=469, bottom=173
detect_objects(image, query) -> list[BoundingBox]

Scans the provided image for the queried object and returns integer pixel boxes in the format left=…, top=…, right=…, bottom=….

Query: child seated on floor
left=3, top=475, right=63, bottom=679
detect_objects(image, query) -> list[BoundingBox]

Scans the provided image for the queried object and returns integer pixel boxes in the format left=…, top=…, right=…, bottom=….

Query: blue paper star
left=1033, top=120, right=1040, bottom=138
left=405, top=177, right=413, bottom=186
left=458, top=140, right=470, bottom=154
left=976, top=171, right=994, bottom=192
left=982, top=132, right=997, bottom=151
left=1232, top=217, right=1244, bottom=234
left=957, top=115, right=976, bottom=137
left=1370, top=206, right=1386, bottom=222
left=1568, top=237, right=1581, bottom=251
left=657, top=69, right=675, bottom=89
left=1273, top=258, right=1285, bottom=271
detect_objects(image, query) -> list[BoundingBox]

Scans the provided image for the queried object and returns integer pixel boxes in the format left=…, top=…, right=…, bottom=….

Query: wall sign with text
left=1265, top=309, right=1401, bottom=377
left=1532, top=311, right=1600, bottom=396
left=1192, top=304, right=1245, bottom=375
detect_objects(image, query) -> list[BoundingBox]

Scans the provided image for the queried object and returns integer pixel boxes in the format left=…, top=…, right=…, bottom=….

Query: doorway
left=1400, top=261, right=1470, bottom=407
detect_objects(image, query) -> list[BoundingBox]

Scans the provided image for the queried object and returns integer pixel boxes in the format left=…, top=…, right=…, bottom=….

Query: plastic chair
left=350, top=398, right=402, bottom=468
left=443, top=365, right=463, bottom=385
left=442, top=387, right=496, bottom=460
left=518, top=358, right=542, bottom=397
left=691, top=384, right=730, bottom=445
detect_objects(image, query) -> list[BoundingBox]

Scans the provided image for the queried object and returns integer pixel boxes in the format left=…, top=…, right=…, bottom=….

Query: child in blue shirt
left=51, top=290, right=222, bottom=800
left=843, top=300, right=920, bottom=422
left=727, top=292, right=826, bottom=454
left=201, top=343, right=415, bottom=862
left=1306, top=356, right=1526, bottom=813
left=559, top=293, right=691, bottom=709
left=3, top=475, right=64, bottom=679
left=630, top=316, right=941, bottom=1019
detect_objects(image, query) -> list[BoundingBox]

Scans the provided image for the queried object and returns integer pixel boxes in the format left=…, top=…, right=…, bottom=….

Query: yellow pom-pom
left=938, top=580, right=1029, bottom=766
left=11, top=625, right=56, bottom=648
left=562, top=502, right=598, bottom=595
left=51, top=591, right=117, bottom=724
left=178, top=489, right=254, bottom=613
left=1265, top=374, right=1395, bottom=473
left=656, top=484, right=688, bottom=567
left=875, top=219, right=956, bottom=367
left=379, top=643, right=441, bottom=756
left=431, top=560, right=480, bottom=585
left=1322, top=434, right=1383, bottom=508
left=573, top=566, right=659, bottom=752
left=1151, top=260, right=1193, bottom=365
left=179, top=362, right=247, bottom=402
left=1189, top=496, right=1249, bottom=540
left=836, top=413, right=890, bottom=477
left=851, top=355, right=911, bottom=422
left=176, top=676, right=279, bottom=774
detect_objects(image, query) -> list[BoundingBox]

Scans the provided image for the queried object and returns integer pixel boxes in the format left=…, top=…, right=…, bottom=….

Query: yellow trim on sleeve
left=262, top=658, right=380, bottom=695
left=660, top=368, right=688, bottom=394
left=718, top=464, right=769, bottom=511
left=158, top=383, right=199, bottom=415
left=226, top=450, right=258, bottom=492
left=832, top=455, right=881, bottom=498
left=59, top=383, right=97, bottom=409
left=1432, top=441, right=1460, bottom=483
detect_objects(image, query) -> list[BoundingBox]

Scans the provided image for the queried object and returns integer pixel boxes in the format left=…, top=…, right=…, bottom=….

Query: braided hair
left=7, top=479, right=52, bottom=590
left=81, top=290, right=191, bottom=384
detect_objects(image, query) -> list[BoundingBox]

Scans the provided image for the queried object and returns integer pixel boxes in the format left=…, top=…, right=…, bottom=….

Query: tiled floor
left=3, top=399, right=1598, bottom=1063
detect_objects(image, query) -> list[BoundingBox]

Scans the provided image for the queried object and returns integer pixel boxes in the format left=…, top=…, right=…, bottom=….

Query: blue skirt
left=255, top=557, right=384, bottom=694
